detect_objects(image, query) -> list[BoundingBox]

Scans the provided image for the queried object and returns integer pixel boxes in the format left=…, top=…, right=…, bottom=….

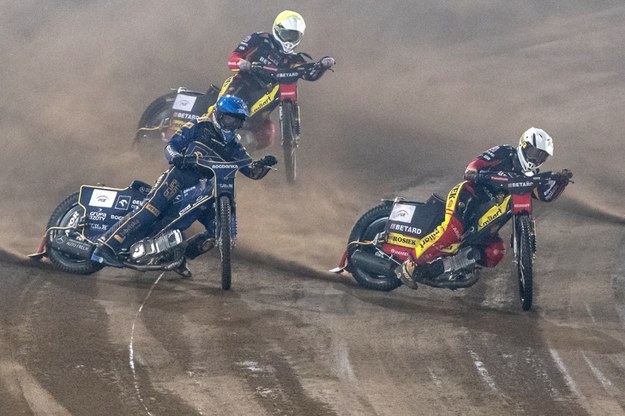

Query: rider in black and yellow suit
left=211, top=10, right=335, bottom=150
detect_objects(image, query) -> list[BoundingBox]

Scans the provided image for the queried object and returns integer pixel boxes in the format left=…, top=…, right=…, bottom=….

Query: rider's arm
left=164, top=120, right=197, bottom=162
left=296, top=54, right=329, bottom=82
left=227, top=33, right=262, bottom=71
left=232, top=142, right=271, bottom=180
left=465, top=145, right=508, bottom=180
left=533, top=179, right=569, bottom=202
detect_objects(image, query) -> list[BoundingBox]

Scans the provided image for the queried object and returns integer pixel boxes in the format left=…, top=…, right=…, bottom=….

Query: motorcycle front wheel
left=46, top=192, right=103, bottom=275
left=514, top=215, right=534, bottom=310
left=280, top=101, right=298, bottom=184
left=347, top=202, right=401, bottom=291
left=217, top=196, right=233, bottom=290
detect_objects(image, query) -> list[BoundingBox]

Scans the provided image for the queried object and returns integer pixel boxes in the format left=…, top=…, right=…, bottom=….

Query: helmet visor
left=218, top=113, right=245, bottom=131
left=524, top=146, right=549, bottom=165
left=277, top=28, right=302, bottom=43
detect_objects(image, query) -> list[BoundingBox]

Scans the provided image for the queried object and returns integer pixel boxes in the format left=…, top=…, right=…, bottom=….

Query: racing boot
left=174, top=258, right=192, bottom=279
left=398, top=258, right=445, bottom=289
left=398, top=259, right=419, bottom=289
left=91, top=243, right=124, bottom=268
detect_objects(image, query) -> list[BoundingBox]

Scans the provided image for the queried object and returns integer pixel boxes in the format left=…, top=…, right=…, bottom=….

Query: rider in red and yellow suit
left=212, top=10, right=335, bottom=150
left=400, top=128, right=572, bottom=288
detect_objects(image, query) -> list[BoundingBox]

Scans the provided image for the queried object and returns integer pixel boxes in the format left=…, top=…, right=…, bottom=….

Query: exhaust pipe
left=48, top=236, right=94, bottom=260
left=350, top=250, right=397, bottom=278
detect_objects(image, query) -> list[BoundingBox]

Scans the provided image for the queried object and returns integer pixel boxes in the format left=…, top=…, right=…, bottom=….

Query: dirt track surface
left=2, top=1, right=625, bottom=415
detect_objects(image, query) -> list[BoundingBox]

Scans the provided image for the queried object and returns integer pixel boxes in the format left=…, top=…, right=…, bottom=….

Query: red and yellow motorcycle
left=332, top=170, right=573, bottom=311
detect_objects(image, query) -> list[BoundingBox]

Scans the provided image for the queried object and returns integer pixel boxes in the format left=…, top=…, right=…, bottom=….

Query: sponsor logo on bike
left=213, top=165, right=238, bottom=169
left=508, top=181, right=534, bottom=188
left=389, top=223, right=422, bottom=235
left=114, top=195, right=131, bottom=210
left=89, top=211, right=107, bottom=222
left=89, top=189, right=117, bottom=208
left=276, top=71, right=299, bottom=78
left=389, top=203, right=416, bottom=223
left=387, top=233, right=418, bottom=248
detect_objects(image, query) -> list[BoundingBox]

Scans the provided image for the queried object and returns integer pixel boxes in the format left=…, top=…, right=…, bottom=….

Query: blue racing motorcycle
left=31, top=141, right=275, bottom=290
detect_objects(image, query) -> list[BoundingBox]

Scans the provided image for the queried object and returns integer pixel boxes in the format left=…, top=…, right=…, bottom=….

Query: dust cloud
left=1, top=1, right=624, bottom=269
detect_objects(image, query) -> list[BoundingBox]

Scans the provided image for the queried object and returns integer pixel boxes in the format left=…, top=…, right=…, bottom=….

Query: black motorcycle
left=332, top=170, right=573, bottom=311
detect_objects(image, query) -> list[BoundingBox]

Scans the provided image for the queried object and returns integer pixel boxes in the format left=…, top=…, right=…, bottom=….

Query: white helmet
left=272, top=10, right=306, bottom=54
left=517, top=127, right=554, bottom=175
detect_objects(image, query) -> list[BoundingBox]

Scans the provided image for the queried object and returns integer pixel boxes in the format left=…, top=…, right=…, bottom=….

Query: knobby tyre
left=347, top=202, right=401, bottom=291
left=281, top=101, right=297, bottom=184
left=218, top=196, right=233, bottom=290
left=134, top=92, right=176, bottom=144
left=46, top=192, right=103, bottom=275
left=516, top=215, right=534, bottom=310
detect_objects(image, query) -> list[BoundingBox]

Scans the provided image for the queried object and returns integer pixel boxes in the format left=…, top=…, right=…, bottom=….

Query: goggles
left=524, top=146, right=549, bottom=165
left=218, top=113, right=245, bottom=131
left=278, top=28, right=302, bottom=43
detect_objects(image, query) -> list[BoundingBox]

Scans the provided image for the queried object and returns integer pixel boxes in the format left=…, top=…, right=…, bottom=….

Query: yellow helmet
left=272, top=10, right=306, bottom=53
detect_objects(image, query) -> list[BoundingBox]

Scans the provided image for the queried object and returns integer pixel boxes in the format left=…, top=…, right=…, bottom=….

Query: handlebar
left=250, top=61, right=320, bottom=83
left=476, top=169, right=573, bottom=191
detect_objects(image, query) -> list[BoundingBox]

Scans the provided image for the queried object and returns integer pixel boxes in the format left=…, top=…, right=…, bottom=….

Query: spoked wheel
left=217, top=196, right=233, bottom=290
left=514, top=215, right=534, bottom=310
left=347, top=202, right=401, bottom=291
left=280, top=101, right=298, bottom=184
left=46, top=192, right=103, bottom=275
left=134, top=92, right=176, bottom=145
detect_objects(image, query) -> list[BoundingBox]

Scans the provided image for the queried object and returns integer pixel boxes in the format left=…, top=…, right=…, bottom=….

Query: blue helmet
left=213, top=95, right=249, bottom=143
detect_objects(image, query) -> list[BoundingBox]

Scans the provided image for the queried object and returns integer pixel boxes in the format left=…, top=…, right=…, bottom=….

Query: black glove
left=171, top=154, right=195, bottom=169
left=464, top=169, right=478, bottom=183
left=554, top=169, right=573, bottom=183
left=171, top=154, right=184, bottom=168
left=319, top=56, right=336, bottom=69
left=259, top=155, right=278, bottom=167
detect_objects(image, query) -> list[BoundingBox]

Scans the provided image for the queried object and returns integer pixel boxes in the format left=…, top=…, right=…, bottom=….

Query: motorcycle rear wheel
left=280, top=101, right=298, bottom=184
left=347, top=202, right=401, bottom=291
left=217, top=196, right=233, bottom=290
left=46, top=192, right=103, bottom=275
left=515, top=215, right=534, bottom=310
left=134, top=92, right=176, bottom=143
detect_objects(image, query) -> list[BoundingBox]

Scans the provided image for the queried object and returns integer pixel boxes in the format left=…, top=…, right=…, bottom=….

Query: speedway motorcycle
left=332, top=170, right=573, bottom=311
left=135, top=57, right=333, bottom=184
left=31, top=141, right=272, bottom=290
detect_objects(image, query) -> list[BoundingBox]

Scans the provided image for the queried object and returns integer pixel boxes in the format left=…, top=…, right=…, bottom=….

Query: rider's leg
left=399, top=181, right=474, bottom=288
left=91, top=168, right=187, bottom=267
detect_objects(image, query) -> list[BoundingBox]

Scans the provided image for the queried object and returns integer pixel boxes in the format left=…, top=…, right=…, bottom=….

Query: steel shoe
left=398, top=259, right=419, bottom=290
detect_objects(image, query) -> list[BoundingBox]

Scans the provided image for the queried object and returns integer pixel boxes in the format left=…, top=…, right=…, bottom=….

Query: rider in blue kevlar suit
left=91, top=95, right=277, bottom=277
